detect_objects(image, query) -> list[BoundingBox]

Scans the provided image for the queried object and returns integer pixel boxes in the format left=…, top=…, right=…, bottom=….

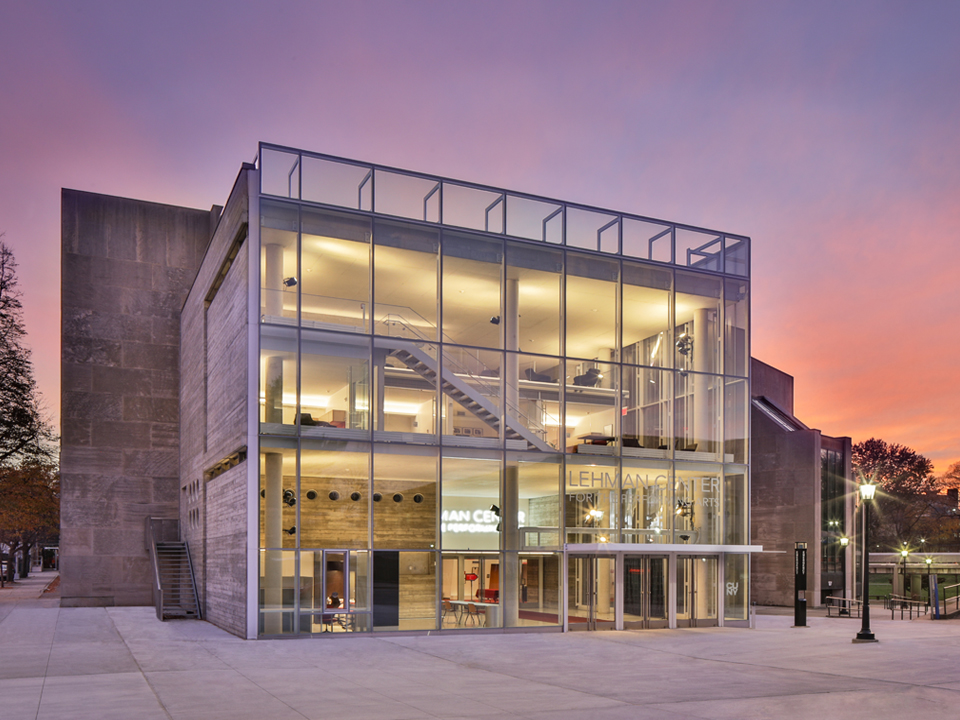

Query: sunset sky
left=1, top=1, right=957, bottom=471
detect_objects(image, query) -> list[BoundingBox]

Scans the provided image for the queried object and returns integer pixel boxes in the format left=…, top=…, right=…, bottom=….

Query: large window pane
left=299, top=441, right=370, bottom=549
left=373, top=221, right=438, bottom=340
left=300, top=208, right=370, bottom=333
left=622, top=262, right=671, bottom=362
left=300, top=330, right=369, bottom=434
left=622, top=217, right=672, bottom=264
left=259, top=438, right=297, bottom=636
left=724, top=553, right=749, bottom=621
left=565, top=360, right=618, bottom=453
left=372, top=550, right=438, bottom=631
left=506, top=242, right=561, bottom=357
left=442, top=232, right=502, bottom=348
left=675, top=371, right=721, bottom=459
left=259, top=549, right=297, bottom=635
left=441, top=348, right=502, bottom=448
left=724, top=378, right=748, bottom=464
left=440, top=553, right=501, bottom=628
left=724, top=278, right=749, bottom=377
left=300, top=155, right=371, bottom=211
left=373, top=445, right=437, bottom=549
left=259, top=439, right=298, bottom=549
left=565, top=455, right=618, bottom=543
left=260, top=148, right=300, bottom=199
left=507, top=452, right=561, bottom=550
left=509, top=353, right=562, bottom=451
left=260, top=200, right=299, bottom=322
left=378, top=339, right=438, bottom=437
left=675, top=463, right=723, bottom=544
left=621, top=365, right=671, bottom=457
left=675, top=271, right=721, bottom=374
left=621, top=458, right=672, bottom=543
left=724, top=471, right=748, bottom=545
left=441, top=450, right=500, bottom=551
left=259, top=325, right=296, bottom=431
left=566, top=253, right=618, bottom=361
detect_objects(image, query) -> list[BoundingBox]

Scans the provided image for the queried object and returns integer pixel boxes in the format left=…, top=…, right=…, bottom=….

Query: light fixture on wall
left=283, top=489, right=297, bottom=507
left=489, top=316, right=500, bottom=325
left=305, top=490, right=318, bottom=500
left=282, top=277, right=298, bottom=288
left=675, top=499, right=693, bottom=518
left=676, top=332, right=693, bottom=357
left=328, top=491, right=340, bottom=501
left=283, top=526, right=296, bottom=535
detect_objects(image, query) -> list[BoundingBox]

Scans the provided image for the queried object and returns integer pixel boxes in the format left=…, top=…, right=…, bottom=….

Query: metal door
left=623, top=555, right=668, bottom=629
left=676, top=555, right=719, bottom=628
left=567, top=555, right=616, bottom=630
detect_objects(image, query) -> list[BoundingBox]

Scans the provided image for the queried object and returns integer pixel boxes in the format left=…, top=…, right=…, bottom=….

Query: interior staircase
left=388, top=341, right=553, bottom=452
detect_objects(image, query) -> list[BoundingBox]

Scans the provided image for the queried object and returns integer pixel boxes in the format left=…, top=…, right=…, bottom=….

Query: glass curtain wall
left=257, top=173, right=750, bottom=635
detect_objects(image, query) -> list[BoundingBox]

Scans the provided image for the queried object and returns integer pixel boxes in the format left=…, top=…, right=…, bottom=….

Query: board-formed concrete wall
left=179, top=166, right=252, bottom=636
left=60, top=189, right=216, bottom=606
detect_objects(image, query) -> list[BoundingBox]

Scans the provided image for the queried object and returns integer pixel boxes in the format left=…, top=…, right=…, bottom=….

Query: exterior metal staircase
left=146, top=518, right=201, bottom=621
left=387, top=340, right=553, bottom=452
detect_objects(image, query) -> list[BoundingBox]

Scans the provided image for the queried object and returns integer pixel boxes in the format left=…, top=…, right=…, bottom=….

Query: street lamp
left=854, top=481, right=878, bottom=643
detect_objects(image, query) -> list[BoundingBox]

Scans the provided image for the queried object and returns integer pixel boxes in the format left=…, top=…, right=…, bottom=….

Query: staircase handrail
left=183, top=540, right=202, bottom=621
left=376, top=308, right=560, bottom=444
left=144, top=517, right=164, bottom=621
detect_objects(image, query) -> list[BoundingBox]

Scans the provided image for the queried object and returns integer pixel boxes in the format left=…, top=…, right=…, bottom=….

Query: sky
left=1, top=0, right=958, bottom=472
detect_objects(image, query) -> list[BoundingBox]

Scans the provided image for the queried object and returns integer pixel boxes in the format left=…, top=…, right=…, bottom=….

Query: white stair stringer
left=379, top=338, right=553, bottom=452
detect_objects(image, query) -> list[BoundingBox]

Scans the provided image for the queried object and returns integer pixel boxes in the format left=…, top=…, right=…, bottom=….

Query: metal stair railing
left=375, top=307, right=560, bottom=446
left=145, top=517, right=201, bottom=621
left=885, top=593, right=929, bottom=620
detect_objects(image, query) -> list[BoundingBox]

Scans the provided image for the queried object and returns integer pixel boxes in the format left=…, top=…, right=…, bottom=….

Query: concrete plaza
left=3, top=574, right=960, bottom=720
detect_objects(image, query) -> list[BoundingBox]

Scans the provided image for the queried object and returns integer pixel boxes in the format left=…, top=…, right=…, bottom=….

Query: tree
left=0, top=237, right=55, bottom=467
left=0, top=464, right=59, bottom=583
left=938, top=461, right=960, bottom=491
left=852, top=438, right=938, bottom=549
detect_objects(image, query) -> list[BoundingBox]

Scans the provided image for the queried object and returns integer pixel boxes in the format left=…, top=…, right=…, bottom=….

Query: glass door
left=676, top=555, right=718, bottom=628
left=623, top=555, right=668, bottom=629
left=567, top=555, right=616, bottom=631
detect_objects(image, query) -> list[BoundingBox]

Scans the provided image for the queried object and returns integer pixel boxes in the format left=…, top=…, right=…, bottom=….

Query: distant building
left=750, top=358, right=854, bottom=607
left=61, top=143, right=757, bottom=637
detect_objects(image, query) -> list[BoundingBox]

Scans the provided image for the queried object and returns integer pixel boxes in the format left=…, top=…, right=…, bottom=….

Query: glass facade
left=256, top=144, right=752, bottom=635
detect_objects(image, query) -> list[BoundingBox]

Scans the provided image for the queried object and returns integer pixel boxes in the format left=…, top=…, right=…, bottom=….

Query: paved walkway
left=2, top=593, right=960, bottom=720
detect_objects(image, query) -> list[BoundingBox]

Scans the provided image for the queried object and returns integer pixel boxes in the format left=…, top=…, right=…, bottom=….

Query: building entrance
left=623, top=554, right=668, bottom=629
left=676, top=555, right=719, bottom=628
left=566, top=555, right=616, bottom=630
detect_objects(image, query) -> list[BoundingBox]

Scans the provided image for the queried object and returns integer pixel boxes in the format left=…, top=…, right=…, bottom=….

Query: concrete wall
left=751, top=358, right=794, bottom=412
left=60, top=190, right=215, bottom=606
left=179, top=166, right=252, bottom=636
left=750, top=412, right=821, bottom=606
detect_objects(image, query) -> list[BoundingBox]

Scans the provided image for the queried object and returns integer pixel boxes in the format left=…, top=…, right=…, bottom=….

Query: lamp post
left=900, top=548, right=909, bottom=598
left=839, top=536, right=850, bottom=615
left=854, top=482, right=878, bottom=643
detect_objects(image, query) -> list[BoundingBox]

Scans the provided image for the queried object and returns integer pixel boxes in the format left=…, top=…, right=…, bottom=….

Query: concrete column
left=264, top=244, right=284, bottom=317
left=373, top=348, right=388, bottom=431
left=692, top=308, right=713, bottom=452
left=263, top=243, right=286, bottom=634
left=505, top=278, right=520, bottom=416
left=263, top=451, right=284, bottom=634
left=502, top=463, right=520, bottom=626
